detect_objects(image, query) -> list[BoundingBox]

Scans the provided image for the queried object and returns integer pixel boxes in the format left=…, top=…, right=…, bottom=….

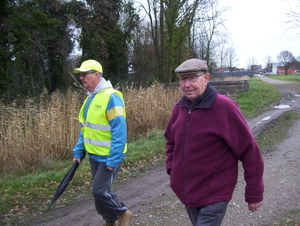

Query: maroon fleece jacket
left=165, top=85, right=264, bottom=207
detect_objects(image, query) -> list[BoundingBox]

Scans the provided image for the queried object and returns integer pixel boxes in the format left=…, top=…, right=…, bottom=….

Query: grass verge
left=267, top=74, right=300, bottom=83
left=256, top=111, right=300, bottom=152
left=232, top=77, right=281, bottom=119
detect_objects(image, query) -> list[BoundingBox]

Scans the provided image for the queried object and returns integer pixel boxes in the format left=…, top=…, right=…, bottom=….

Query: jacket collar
left=177, top=84, right=217, bottom=109
left=87, top=77, right=113, bottom=97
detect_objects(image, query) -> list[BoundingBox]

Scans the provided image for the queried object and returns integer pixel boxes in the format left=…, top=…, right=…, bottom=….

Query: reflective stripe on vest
left=83, top=137, right=111, bottom=146
left=78, top=88, right=126, bottom=156
left=80, top=122, right=112, bottom=130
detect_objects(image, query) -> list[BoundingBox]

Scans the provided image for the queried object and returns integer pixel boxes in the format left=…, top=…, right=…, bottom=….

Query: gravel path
left=34, top=76, right=300, bottom=226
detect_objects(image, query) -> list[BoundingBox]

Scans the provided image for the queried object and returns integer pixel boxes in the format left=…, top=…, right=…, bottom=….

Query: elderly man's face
left=179, top=73, right=210, bottom=101
left=79, top=71, right=100, bottom=92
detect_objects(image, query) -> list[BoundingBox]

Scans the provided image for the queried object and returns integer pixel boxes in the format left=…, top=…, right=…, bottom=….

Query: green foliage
left=75, top=0, right=139, bottom=81
left=0, top=0, right=75, bottom=101
left=0, top=0, right=139, bottom=102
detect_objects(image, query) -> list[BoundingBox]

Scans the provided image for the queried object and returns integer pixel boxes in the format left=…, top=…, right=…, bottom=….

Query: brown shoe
left=117, top=210, right=133, bottom=226
left=103, top=222, right=116, bottom=226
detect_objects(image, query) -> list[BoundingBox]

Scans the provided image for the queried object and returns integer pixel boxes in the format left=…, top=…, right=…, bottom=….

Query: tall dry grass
left=124, top=83, right=182, bottom=139
left=0, top=88, right=84, bottom=175
left=0, top=84, right=182, bottom=175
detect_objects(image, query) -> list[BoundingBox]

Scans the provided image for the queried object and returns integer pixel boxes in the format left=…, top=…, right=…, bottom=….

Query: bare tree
left=226, top=47, right=239, bottom=71
left=215, top=40, right=229, bottom=70
left=141, top=0, right=204, bottom=82
left=132, top=0, right=230, bottom=82
left=263, top=55, right=273, bottom=73
left=277, top=50, right=296, bottom=75
left=286, top=0, right=300, bottom=35
left=192, top=0, right=230, bottom=72
left=246, top=57, right=259, bottom=71
left=130, top=22, right=158, bottom=83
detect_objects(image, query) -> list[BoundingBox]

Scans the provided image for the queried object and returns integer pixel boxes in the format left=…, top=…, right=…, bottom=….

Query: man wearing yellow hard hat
left=73, top=59, right=132, bottom=226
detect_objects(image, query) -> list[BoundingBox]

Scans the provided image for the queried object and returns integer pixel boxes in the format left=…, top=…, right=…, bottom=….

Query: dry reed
left=0, top=84, right=183, bottom=175
left=0, top=89, right=83, bottom=175
left=123, top=83, right=182, bottom=139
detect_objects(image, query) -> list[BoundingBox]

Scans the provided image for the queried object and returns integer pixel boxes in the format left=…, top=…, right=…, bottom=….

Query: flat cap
left=175, top=58, right=208, bottom=75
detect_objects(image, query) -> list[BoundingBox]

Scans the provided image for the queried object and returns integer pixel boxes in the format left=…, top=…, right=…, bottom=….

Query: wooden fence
left=209, top=80, right=249, bottom=94
left=163, top=80, right=249, bottom=95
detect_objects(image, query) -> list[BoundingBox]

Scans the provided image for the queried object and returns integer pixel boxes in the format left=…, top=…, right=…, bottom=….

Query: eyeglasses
left=178, top=73, right=205, bottom=84
left=79, top=71, right=96, bottom=77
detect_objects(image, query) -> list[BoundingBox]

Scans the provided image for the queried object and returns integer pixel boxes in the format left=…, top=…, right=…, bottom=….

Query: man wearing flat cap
left=165, top=58, right=264, bottom=226
left=72, top=59, right=132, bottom=226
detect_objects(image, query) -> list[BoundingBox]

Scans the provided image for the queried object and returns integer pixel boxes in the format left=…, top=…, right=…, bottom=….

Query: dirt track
left=34, top=76, right=300, bottom=226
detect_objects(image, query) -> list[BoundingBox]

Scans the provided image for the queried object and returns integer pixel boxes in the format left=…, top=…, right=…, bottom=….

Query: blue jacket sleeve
left=106, top=93, right=127, bottom=168
left=72, top=130, right=86, bottom=159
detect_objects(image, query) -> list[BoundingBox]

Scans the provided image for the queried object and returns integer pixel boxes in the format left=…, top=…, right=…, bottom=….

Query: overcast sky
left=219, top=0, right=300, bottom=68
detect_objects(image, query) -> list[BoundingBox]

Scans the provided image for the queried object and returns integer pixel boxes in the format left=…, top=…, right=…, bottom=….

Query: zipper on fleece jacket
left=183, top=107, right=192, bottom=203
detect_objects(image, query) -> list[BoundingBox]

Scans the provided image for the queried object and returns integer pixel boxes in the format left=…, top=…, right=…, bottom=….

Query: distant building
left=252, top=65, right=262, bottom=73
left=276, top=66, right=296, bottom=75
left=272, top=62, right=296, bottom=75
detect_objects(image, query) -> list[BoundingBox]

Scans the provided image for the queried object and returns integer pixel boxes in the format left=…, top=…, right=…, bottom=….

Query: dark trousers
left=185, top=201, right=229, bottom=226
left=89, top=157, right=127, bottom=222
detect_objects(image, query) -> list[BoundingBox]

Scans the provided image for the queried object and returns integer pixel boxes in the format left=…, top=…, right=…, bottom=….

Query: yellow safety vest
left=79, top=88, right=127, bottom=156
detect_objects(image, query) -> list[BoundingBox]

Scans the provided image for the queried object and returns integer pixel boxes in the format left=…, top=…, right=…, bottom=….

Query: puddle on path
left=273, top=104, right=291, bottom=109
